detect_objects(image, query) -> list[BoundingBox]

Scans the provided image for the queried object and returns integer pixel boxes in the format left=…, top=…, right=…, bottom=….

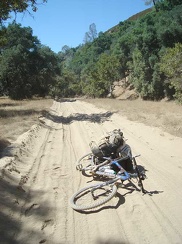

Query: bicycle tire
left=70, top=182, right=118, bottom=211
left=76, top=153, right=94, bottom=176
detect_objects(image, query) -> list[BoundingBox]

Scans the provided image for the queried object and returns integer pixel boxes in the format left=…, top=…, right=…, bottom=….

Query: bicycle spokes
left=70, top=183, right=117, bottom=211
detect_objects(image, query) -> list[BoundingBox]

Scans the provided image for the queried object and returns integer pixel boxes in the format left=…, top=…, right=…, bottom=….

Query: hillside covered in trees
left=0, top=0, right=182, bottom=102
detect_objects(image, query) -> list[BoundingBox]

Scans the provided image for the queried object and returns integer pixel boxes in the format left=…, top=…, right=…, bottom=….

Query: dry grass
left=0, top=97, right=181, bottom=155
left=85, top=98, right=182, bottom=138
left=0, top=97, right=53, bottom=150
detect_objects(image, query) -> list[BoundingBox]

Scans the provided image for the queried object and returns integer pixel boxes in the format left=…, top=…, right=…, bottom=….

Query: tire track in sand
left=7, top=100, right=182, bottom=244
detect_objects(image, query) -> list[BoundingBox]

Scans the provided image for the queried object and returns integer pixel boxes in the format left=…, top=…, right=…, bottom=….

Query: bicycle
left=70, top=154, right=146, bottom=211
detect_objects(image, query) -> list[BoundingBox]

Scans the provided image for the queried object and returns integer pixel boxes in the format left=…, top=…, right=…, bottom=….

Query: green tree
left=83, top=23, right=98, bottom=43
left=0, top=46, right=32, bottom=98
left=0, top=23, right=59, bottom=99
left=154, top=0, right=182, bottom=11
left=0, top=23, right=40, bottom=99
left=0, top=0, right=47, bottom=23
left=52, top=2, right=182, bottom=101
left=32, top=45, right=59, bottom=97
left=129, top=48, right=147, bottom=98
left=0, top=25, right=7, bottom=47
left=53, top=69, right=78, bottom=97
left=97, top=53, right=120, bottom=87
left=144, top=0, right=160, bottom=11
left=82, top=53, right=120, bottom=97
left=151, top=62, right=164, bottom=99
left=160, top=43, right=182, bottom=102
left=92, top=32, right=112, bottom=54
left=156, top=7, right=182, bottom=48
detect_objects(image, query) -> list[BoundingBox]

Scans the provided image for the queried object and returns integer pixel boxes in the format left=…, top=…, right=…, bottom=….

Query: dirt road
left=0, top=100, right=182, bottom=244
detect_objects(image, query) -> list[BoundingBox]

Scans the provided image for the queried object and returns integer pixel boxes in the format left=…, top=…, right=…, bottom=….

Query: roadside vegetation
left=0, top=0, right=182, bottom=103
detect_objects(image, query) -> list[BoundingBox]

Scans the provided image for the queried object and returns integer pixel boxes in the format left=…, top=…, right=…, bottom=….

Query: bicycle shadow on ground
left=76, top=179, right=163, bottom=215
left=77, top=164, right=163, bottom=214
left=134, top=165, right=164, bottom=196
left=75, top=191, right=125, bottom=215
left=75, top=180, right=142, bottom=215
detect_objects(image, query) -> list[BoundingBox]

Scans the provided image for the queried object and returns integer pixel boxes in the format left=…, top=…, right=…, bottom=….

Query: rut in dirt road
left=0, top=100, right=182, bottom=244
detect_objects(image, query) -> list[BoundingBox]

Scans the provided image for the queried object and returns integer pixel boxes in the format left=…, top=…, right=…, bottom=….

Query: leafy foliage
left=0, top=0, right=182, bottom=102
left=0, top=23, right=59, bottom=99
left=83, top=23, right=98, bottom=43
left=160, top=43, right=182, bottom=102
left=0, top=0, right=47, bottom=23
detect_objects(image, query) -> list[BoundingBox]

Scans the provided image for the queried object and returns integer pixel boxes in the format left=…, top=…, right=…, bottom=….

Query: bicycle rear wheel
left=76, top=153, right=95, bottom=176
left=70, top=182, right=117, bottom=211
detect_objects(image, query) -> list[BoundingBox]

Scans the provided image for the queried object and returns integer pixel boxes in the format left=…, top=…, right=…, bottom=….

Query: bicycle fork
left=90, top=179, right=118, bottom=200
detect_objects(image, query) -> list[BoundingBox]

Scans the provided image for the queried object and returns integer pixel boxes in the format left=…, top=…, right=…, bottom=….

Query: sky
left=9, top=0, right=151, bottom=53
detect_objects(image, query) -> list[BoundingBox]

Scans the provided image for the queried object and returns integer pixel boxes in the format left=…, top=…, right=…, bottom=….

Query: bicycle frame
left=90, top=177, right=120, bottom=200
left=70, top=154, right=147, bottom=211
left=76, top=153, right=146, bottom=193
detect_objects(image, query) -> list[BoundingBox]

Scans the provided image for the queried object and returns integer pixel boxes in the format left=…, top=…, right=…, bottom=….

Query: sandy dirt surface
left=0, top=99, right=182, bottom=244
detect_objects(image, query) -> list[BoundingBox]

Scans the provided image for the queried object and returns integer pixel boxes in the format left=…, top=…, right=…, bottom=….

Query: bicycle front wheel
left=70, top=182, right=117, bottom=211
